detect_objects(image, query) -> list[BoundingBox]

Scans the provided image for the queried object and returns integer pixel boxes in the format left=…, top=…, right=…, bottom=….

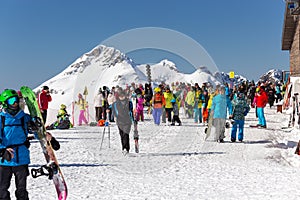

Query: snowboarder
left=46, top=104, right=71, bottom=130
left=0, top=89, right=60, bottom=200
left=38, top=85, right=52, bottom=124
left=112, top=89, right=134, bottom=155
left=0, top=89, right=33, bottom=200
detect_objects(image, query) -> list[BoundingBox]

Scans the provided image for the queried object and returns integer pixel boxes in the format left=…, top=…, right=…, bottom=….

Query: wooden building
left=282, top=1, right=300, bottom=76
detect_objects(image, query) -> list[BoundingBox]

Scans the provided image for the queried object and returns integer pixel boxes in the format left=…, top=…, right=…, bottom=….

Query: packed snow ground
left=9, top=106, right=300, bottom=200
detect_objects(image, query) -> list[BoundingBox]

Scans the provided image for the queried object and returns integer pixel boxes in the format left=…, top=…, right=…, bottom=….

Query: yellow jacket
left=164, top=91, right=174, bottom=109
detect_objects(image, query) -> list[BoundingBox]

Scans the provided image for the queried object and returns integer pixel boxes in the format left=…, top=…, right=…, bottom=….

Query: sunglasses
left=7, top=96, right=19, bottom=105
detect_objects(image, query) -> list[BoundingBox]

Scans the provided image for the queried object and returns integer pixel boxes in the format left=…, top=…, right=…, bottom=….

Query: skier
left=229, top=92, right=250, bottom=142
left=38, top=86, right=52, bottom=124
left=112, top=89, right=134, bottom=155
left=74, top=93, right=88, bottom=126
left=151, top=87, right=166, bottom=125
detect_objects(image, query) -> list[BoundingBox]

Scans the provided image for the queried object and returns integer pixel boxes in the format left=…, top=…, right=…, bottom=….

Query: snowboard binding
left=31, top=162, right=58, bottom=180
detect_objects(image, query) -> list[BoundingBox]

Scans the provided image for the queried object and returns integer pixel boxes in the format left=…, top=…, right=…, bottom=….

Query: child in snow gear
left=170, top=99, right=181, bottom=126
left=38, top=85, right=52, bottom=124
left=0, top=89, right=35, bottom=200
left=230, top=92, right=250, bottom=142
left=112, top=89, right=134, bottom=155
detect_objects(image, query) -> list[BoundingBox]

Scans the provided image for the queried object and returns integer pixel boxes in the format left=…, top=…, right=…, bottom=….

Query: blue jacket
left=0, top=110, right=32, bottom=166
left=211, top=94, right=227, bottom=119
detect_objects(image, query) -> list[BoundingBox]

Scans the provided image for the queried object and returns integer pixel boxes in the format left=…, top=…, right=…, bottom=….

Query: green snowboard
left=20, top=86, right=67, bottom=200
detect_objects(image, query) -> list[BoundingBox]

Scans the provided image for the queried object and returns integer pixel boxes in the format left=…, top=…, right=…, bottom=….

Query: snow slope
left=11, top=105, right=300, bottom=200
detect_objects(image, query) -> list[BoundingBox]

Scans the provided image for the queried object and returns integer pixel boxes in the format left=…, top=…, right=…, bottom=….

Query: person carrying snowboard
left=229, top=92, right=250, bottom=142
left=0, top=89, right=61, bottom=200
left=112, top=89, right=134, bottom=155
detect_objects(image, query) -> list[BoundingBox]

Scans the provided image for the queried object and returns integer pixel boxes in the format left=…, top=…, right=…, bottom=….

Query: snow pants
left=95, top=106, right=102, bottom=121
left=212, top=118, right=226, bottom=141
left=165, top=108, right=173, bottom=122
left=118, top=126, right=130, bottom=152
left=256, top=107, right=266, bottom=126
left=78, top=110, right=88, bottom=125
left=152, top=108, right=162, bottom=125
left=136, top=108, right=144, bottom=121
left=194, top=108, right=202, bottom=123
left=0, top=165, right=29, bottom=200
left=231, top=119, right=245, bottom=141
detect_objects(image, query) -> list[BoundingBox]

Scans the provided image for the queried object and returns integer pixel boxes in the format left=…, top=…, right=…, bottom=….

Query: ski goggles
left=6, top=96, right=19, bottom=105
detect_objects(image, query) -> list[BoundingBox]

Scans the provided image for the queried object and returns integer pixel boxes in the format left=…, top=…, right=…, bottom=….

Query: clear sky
left=0, top=0, right=289, bottom=92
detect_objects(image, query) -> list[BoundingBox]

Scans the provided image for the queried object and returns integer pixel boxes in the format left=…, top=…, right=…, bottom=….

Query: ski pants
left=95, top=107, right=102, bottom=121
left=194, top=108, right=202, bottom=123
left=78, top=110, right=88, bottom=125
left=257, top=107, right=266, bottom=126
left=0, top=165, right=29, bottom=200
left=212, top=118, right=226, bottom=141
left=41, top=109, right=48, bottom=124
left=231, top=119, right=245, bottom=141
left=118, top=126, right=130, bottom=151
left=136, top=108, right=144, bottom=121
left=165, top=108, right=173, bottom=122
left=172, top=115, right=181, bottom=125
left=152, top=108, right=162, bottom=125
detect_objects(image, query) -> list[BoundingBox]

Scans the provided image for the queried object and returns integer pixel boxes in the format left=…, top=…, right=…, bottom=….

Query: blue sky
left=0, top=0, right=289, bottom=92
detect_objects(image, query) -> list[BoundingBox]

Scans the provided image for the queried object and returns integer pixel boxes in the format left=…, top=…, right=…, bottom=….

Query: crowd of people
left=89, top=80, right=286, bottom=145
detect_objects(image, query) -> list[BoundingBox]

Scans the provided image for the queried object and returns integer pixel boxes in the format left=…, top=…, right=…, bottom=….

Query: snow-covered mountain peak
left=158, top=59, right=179, bottom=72
left=62, top=45, right=134, bottom=76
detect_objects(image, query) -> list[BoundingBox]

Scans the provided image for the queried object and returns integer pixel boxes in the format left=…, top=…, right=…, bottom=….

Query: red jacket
left=256, top=90, right=268, bottom=108
left=38, top=90, right=52, bottom=110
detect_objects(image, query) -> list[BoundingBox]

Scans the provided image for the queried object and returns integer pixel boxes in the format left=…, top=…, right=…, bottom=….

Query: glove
left=0, top=148, right=14, bottom=162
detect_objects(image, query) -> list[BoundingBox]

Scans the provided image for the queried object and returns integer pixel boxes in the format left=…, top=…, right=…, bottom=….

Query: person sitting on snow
left=46, top=104, right=71, bottom=130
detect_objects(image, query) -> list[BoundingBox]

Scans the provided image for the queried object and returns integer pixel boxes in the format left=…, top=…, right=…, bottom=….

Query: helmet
left=154, top=87, right=161, bottom=93
left=0, top=89, right=18, bottom=103
left=60, top=104, right=66, bottom=109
